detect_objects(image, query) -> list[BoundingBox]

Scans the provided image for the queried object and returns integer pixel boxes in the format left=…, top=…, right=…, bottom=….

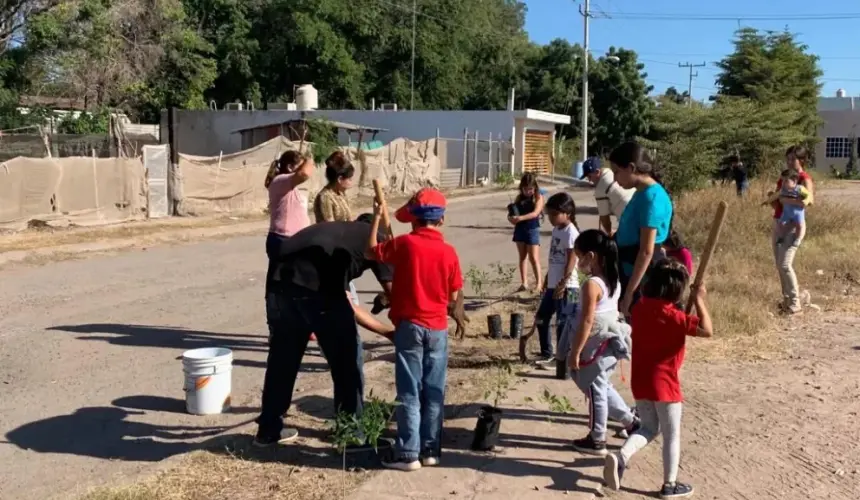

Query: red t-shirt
left=372, top=227, right=463, bottom=331
left=773, top=171, right=811, bottom=219
left=630, top=297, right=700, bottom=402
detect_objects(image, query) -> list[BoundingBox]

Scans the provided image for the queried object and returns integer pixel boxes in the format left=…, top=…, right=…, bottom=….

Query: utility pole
left=678, top=61, right=706, bottom=107
left=410, top=0, right=417, bottom=110
left=579, top=0, right=591, bottom=162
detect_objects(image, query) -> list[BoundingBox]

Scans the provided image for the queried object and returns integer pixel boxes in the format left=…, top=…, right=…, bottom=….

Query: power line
left=678, top=62, right=707, bottom=106
left=597, top=11, right=860, bottom=21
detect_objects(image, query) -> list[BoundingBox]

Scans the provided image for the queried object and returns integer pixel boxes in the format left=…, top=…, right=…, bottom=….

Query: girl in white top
left=533, top=193, right=581, bottom=362
left=560, top=229, right=639, bottom=457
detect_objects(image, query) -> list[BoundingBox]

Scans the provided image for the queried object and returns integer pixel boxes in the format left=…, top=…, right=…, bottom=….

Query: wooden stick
left=685, top=201, right=729, bottom=314
left=372, top=179, right=394, bottom=238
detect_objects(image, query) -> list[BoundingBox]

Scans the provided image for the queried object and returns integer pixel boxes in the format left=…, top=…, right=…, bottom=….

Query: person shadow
left=4, top=406, right=249, bottom=462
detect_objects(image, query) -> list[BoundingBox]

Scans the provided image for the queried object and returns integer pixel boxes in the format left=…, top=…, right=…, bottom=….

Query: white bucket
left=182, top=347, right=233, bottom=415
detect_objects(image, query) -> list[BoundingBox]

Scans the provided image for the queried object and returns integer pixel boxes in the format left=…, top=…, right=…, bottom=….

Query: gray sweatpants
left=574, top=362, right=636, bottom=441
left=619, top=400, right=683, bottom=484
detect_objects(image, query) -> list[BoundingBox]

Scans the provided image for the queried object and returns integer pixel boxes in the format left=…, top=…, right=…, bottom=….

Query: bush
left=641, top=97, right=811, bottom=195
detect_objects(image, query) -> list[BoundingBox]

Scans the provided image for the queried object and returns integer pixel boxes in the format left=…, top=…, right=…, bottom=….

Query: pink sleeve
left=681, top=248, right=694, bottom=276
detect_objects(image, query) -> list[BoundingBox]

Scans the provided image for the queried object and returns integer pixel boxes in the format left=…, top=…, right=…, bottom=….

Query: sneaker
left=253, top=427, right=299, bottom=447
left=381, top=457, right=422, bottom=471
left=421, top=456, right=440, bottom=467
left=603, top=453, right=625, bottom=491
left=660, top=482, right=694, bottom=498
left=572, top=434, right=608, bottom=456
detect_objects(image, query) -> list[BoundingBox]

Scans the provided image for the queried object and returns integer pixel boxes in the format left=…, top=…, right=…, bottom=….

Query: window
left=825, top=137, right=854, bottom=158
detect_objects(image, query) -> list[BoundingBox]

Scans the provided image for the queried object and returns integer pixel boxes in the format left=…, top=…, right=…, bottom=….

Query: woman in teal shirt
left=608, top=142, right=674, bottom=317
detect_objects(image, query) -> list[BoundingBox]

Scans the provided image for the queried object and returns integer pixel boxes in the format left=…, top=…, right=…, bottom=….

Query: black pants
left=257, top=286, right=365, bottom=436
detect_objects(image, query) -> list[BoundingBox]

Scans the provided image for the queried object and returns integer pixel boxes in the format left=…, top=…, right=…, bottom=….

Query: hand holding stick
left=372, top=179, right=393, bottom=239
left=685, top=201, right=728, bottom=314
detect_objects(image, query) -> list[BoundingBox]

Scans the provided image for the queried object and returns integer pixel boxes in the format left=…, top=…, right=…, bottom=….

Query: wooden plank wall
left=523, top=130, right=551, bottom=174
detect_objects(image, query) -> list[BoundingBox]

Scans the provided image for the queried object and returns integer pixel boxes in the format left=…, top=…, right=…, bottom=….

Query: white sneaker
left=421, top=456, right=440, bottom=467
left=382, top=458, right=422, bottom=471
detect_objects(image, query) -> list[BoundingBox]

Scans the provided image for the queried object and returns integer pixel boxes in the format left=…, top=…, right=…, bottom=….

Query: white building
left=817, top=91, right=860, bottom=171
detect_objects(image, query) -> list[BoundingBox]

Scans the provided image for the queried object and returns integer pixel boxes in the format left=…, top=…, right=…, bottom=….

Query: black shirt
left=732, top=165, right=748, bottom=185
left=267, top=221, right=393, bottom=297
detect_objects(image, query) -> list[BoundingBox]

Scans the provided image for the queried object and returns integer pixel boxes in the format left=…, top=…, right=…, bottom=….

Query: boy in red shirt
left=366, top=188, right=463, bottom=471
left=603, top=259, right=713, bottom=499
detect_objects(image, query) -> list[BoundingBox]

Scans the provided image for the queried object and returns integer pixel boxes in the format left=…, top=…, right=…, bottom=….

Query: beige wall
left=817, top=109, right=860, bottom=171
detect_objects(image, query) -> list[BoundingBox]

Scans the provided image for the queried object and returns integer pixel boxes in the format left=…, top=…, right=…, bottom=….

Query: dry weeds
left=675, top=179, right=860, bottom=360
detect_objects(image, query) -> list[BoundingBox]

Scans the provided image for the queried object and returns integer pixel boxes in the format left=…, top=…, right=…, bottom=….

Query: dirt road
left=0, top=186, right=595, bottom=500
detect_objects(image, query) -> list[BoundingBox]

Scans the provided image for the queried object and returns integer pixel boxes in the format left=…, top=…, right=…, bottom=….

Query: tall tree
left=662, top=86, right=688, bottom=105
left=715, top=28, right=822, bottom=135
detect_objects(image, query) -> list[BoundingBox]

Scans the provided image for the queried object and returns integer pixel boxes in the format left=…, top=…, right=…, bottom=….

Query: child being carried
left=767, top=170, right=811, bottom=245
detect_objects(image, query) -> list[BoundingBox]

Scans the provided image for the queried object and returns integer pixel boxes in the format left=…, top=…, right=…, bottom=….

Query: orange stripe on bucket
left=195, top=376, right=211, bottom=391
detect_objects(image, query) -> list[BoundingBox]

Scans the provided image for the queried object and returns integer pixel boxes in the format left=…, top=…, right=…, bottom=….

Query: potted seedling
left=330, top=391, right=397, bottom=497
left=471, top=359, right=514, bottom=451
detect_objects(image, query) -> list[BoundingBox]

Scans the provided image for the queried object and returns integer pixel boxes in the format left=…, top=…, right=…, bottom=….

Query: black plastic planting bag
left=471, top=405, right=503, bottom=451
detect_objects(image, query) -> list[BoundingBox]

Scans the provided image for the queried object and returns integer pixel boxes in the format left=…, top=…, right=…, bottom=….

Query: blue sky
left=523, top=0, right=860, bottom=99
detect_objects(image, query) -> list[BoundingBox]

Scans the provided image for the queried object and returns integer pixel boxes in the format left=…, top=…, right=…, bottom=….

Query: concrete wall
left=816, top=109, right=860, bottom=171
left=162, top=109, right=530, bottom=158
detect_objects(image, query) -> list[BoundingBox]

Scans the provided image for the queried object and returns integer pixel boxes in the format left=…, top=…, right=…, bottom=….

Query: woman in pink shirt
left=265, top=150, right=314, bottom=260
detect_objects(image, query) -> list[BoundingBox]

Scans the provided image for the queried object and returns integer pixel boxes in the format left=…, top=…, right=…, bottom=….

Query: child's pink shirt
left=666, top=247, right=694, bottom=276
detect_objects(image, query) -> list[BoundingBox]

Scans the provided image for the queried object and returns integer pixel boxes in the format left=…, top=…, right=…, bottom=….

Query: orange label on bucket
left=195, top=376, right=211, bottom=391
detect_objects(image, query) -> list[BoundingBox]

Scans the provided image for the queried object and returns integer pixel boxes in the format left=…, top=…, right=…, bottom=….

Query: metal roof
left=232, top=118, right=388, bottom=134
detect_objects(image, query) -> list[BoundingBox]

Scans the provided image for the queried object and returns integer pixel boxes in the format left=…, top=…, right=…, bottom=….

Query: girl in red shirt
left=603, top=259, right=713, bottom=499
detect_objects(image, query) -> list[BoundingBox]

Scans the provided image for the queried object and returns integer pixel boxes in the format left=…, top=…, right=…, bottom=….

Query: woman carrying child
left=533, top=193, right=581, bottom=364
left=560, top=229, right=640, bottom=456
left=603, top=259, right=713, bottom=499
left=508, top=173, right=545, bottom=291
left=769, top=145, right=815, bottom=315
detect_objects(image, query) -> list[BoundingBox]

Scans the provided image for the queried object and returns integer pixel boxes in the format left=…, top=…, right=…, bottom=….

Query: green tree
left=715, top=28, right=822, bottom=135
left=589, top=48, right=653, bottom=156
left=662, top=86, right=688, bottom=105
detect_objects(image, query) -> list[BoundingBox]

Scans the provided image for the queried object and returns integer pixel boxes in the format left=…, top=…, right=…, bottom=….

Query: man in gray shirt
left=581, top=157, right=634, bottom=234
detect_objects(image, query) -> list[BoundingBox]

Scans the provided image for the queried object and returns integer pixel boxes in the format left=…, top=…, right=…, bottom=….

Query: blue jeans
left=536, top=288, right=575, bottom=358
left=393, top=321, right=448, bottom=461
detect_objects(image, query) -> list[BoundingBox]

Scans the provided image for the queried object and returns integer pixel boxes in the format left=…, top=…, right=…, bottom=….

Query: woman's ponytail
left=264, top=159, right=279, bottom=188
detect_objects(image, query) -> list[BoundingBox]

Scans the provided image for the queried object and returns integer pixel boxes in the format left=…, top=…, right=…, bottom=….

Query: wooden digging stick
left=685, top=201, right=729, bottom=314
left=372, top=179, right=394, bottom=239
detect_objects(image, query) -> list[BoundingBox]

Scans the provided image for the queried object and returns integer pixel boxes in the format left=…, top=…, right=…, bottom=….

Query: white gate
left=144, top=144, right=169, bottom=218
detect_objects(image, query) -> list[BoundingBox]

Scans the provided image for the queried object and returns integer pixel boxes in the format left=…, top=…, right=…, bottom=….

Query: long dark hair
left=786, top=144, right=810, bottom=169
left=264, top=150, right=304, bottom=188
left=515, top=172, right=540, bottom=203
left=544, top=192, right=579, bottom=231
left=574, top=229, right=619, bottom=297
left=609, top=140, right=675, bottom=241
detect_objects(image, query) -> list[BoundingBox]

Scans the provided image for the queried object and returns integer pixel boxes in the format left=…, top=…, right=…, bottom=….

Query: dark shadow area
left=49, top=323, right=268, bottom=353
left=518, top=371, right=559, bottom=380
left=4, top=406, right=252, bottom=462
left=112, top=395, right=258, bottom=415
left=853, top=346, right=860, bottom=351
left=292, top=394, right=335, bottom=421
left=576, top=205, right=600, bottom=216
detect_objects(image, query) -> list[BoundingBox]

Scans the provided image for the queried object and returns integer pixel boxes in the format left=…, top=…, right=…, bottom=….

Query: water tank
left=296, top=85, right=319, bottom=111
left=837, top=88, right=846, bottom=98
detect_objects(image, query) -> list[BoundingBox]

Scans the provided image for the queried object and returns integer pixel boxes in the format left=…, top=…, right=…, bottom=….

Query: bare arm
left=351, top=300, right=394, bottom=340
left=621, top=227, right=656, bottom=314
left=557, top=248, right=577, bottom=290
left=599, top=215, right=612, bottom=234
left=518, top=194, right=546, bottom=221
left=364, top=212, right=382, bottom=259
left=693, top=286, right=713, bottom=338
left=568, top=280, right=599, bottom=368
left=293, top=156, right=315, bottom=184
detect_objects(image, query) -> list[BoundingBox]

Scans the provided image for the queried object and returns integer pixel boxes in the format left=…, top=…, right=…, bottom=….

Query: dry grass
left=674, top=179, right=860, bottom=360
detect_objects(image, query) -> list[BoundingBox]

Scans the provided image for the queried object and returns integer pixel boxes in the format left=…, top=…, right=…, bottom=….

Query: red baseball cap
left=394, top=187, right=448, bottom=223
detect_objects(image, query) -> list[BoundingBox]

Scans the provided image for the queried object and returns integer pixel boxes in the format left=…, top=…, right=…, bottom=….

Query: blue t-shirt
left=615, top=183, right=673, bottom=275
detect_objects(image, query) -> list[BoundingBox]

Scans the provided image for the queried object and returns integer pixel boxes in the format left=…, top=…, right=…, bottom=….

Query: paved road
left=0, top=186, right=599, bottom=500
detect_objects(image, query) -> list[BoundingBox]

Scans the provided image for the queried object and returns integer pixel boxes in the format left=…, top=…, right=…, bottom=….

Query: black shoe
left=616, top=417, right=641, bottom=439
left=660, top=482, right=694, bottom=498
left=253, top=427, right=299, bottom=447
left=603, top=453, right=625, bottom=491
left=572, top=434, right=608, bottom=456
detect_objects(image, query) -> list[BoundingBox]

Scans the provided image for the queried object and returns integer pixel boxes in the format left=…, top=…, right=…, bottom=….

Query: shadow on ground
left=4, top=405, right=252, bottom=462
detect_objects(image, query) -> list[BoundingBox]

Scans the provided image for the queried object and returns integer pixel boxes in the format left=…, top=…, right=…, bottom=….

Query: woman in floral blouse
left=314, top=151, right=355, bottom=223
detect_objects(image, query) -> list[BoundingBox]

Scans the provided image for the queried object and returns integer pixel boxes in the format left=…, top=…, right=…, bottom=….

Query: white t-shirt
left=594, top=168, right=634, bottom=218
left=547, top=223, right=580, bottom=289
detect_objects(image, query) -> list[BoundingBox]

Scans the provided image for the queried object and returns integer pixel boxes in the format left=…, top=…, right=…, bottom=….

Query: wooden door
left=524, top=130, right=551, bottom=175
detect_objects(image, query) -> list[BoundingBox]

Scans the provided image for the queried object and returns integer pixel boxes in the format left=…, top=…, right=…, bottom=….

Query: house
left=817, top=92, right=860, bottom=171
left=232, top=118, right=387, bottom=151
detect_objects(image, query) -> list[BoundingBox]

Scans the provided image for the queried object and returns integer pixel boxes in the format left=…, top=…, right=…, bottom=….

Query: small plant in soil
left=483, top=358, right=515, bottom=408
left=466, top=262, right=518, bottom=298
left=466, top=265, right=491, bottom=298
left=496, top=172, right=516, bottom=189
left=523, top=387, right=575, bottom=422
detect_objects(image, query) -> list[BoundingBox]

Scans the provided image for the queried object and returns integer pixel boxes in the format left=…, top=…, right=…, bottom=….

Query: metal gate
left=143, top=144, right=169, bottom=218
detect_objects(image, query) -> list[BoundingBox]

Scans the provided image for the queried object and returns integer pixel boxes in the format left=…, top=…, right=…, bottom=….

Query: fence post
left=167, top=107, right=178, bottom=216
left=487, top=132, right=493, bottom=183
left=472, top=129, right=479, bottom=186
left=435, top=127, right=440, bottom=156
left=460, top=128, right=468, bottom=187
